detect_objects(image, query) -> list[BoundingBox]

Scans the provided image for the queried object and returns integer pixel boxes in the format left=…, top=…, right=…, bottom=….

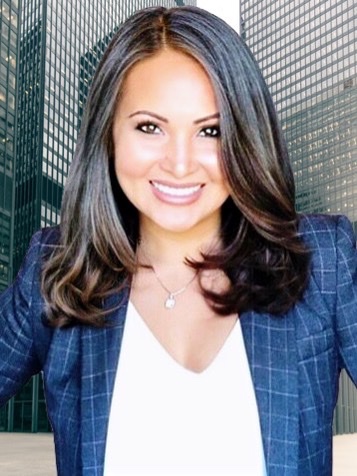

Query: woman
left=1, top=6, right=357, bottom=476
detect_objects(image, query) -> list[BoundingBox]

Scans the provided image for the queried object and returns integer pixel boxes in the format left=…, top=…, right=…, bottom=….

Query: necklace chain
left=137, top=246, right=197, bottom=310
left=152, top=268, right=197, bottom=309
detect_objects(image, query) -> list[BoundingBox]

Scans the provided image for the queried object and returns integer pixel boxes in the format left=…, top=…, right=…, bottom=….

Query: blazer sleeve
left=335, top=215, right=357, bottom=384
left=0, top=230, right=48, bottom=405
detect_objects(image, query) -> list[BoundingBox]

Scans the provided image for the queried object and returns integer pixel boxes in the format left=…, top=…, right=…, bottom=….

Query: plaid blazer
left=1, top=214, right=357, bottom=476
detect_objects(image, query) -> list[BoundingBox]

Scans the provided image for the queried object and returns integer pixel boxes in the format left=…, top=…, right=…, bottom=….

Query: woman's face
left=112, top=48, right=230, bottom=238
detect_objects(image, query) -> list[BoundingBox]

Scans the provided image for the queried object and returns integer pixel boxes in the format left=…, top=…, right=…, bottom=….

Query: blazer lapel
left=80, top=288, right=129, bottom=475
left=240, top=309, right=299, bottom=476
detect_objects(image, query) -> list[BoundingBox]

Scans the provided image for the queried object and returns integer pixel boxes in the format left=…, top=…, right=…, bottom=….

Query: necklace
left=152, top=268, right=197, bottom=310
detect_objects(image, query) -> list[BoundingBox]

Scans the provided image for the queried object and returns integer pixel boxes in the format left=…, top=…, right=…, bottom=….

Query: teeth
left=152, top=182, right=201, bottom=197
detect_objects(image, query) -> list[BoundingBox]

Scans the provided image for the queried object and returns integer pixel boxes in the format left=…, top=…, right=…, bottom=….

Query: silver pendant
left=165, top=294, right=176, bottom=309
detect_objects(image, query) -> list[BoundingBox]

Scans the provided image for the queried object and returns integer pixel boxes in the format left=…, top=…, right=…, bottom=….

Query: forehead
left=118, top=48, right=217, bottom=109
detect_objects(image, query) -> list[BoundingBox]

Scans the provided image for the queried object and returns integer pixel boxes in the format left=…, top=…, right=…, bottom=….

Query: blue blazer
left=1, top=214, right=357, bottom=475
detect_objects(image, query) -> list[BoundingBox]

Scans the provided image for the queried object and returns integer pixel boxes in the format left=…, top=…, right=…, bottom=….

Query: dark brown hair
left=41, top=6, right=309, bottom=326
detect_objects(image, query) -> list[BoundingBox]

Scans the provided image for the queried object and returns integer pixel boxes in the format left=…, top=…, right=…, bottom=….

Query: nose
left=160, top=135, right=198, bottom=178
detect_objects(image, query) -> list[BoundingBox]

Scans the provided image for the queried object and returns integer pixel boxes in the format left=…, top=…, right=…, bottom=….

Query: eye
left=136, top=122, right=161, bottom=135
left=199, top=125, right=221, bottom=138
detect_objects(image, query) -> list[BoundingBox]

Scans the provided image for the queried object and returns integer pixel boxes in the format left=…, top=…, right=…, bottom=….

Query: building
left=241, top=0, right=357, bottom=433
left=0, top=0, right=19, bottom=293
left=0, top=0, right=195, bottom=432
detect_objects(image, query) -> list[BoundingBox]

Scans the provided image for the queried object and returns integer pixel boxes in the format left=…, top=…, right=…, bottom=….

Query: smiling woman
left=43, top=5, right=310, bottom=326
left=1, top=5, right=357, bottom=476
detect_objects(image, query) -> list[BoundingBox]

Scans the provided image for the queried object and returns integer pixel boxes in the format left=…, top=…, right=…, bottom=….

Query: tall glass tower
left=241, top=0, right=357, bottom=434
left=0, top=0, right=19, bottom=292
left=241, top=1, right=357, bottom=226
left=0, top=0, right=195, bottom=432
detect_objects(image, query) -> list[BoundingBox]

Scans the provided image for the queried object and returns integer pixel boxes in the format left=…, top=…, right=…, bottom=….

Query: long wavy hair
left=42, top=6, right=310, bottom=327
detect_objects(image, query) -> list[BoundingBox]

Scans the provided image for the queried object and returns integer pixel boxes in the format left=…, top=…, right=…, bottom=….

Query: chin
left=141, top=209, right=221, bottom=236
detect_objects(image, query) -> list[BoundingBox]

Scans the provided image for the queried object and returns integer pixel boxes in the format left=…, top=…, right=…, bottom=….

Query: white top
left=104, top=302, right=266, bottom=476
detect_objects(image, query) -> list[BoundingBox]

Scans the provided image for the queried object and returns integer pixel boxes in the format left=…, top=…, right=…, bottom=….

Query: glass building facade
left=241, top=0, right=357, bottom=433
left=0, top=0, right=19, bottom=293
left=0, top=0, right=195, bottom=432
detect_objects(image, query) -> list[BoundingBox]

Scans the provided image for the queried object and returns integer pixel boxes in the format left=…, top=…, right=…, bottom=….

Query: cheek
left=202, top=150, right=225, bottom=182
left=114, top=138, right=160, bottom=179
left=195, top=138, right=220, bottom=167
left=114, top=146, right=143, bottom=181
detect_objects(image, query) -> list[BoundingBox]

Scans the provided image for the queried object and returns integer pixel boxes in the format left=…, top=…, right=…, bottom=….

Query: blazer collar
left=240, top=309, right=299, bottom=476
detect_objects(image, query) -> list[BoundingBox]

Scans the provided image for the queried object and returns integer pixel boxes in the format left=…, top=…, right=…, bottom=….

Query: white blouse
left=104, top=302, right=266, bottom=475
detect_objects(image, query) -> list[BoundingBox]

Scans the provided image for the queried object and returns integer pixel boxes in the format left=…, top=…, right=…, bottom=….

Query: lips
left=149, top=180, right=204, bottom=205
left=150, top=181, right=203, bottom=197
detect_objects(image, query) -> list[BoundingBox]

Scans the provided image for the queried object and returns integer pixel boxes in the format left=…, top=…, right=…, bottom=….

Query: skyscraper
left=241, top=0, right=357, bottom=433
left=241, top=1, right=357, bottom=225
left=0, top=0, right=19, bottom=292
left=0, top=0, right=195, bottom=432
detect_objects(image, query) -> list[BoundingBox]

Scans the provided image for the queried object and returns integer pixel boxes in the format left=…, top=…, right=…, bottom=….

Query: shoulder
left=31, top=225, right=60, bottom=248
left=41, top=225, right=61, bottom=243
left=24, top=226, right=61, bottom=263
left=297, top=214, right=356, bottom=298
left=15, top=225, right=61, bottom=295
left=298, top=213, right=355, bottom=252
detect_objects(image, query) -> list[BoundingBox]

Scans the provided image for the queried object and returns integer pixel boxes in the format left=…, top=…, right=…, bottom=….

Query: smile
left=151, top=181, right=202, bottom=197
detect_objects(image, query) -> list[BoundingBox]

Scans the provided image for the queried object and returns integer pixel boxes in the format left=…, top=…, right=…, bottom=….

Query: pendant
left=165, top=294, right=176, bottom=309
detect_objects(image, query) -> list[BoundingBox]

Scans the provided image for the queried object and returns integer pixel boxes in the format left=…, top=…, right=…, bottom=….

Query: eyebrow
left=127, top=110, right=220, bottom=124
left=128, top=110, right=168, bottom=122
left=193, top=112, right=220, bottom=124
